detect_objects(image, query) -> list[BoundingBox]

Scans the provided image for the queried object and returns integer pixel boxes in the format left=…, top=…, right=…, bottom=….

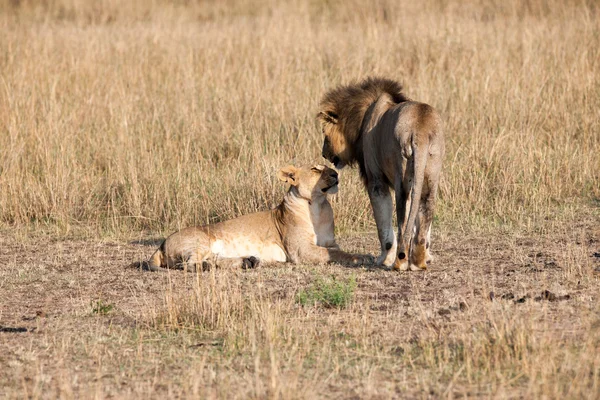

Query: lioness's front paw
left=352, top=254, right=375, bottom=265
left=242, top=256, right=261, bottom=269
left=201, top=260, right=214, bottom=271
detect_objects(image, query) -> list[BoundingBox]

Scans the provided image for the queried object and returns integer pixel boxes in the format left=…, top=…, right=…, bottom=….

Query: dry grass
left=1, top=0, right=598, bottom=237
left=0, top=0, right=599, bottom=398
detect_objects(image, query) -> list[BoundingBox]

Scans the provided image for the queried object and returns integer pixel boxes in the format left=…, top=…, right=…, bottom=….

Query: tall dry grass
left=0, top=0, right=598, bottom=239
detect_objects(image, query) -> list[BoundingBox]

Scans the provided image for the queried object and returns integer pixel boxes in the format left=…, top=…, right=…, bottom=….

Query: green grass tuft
left=90, top=299, right=114, bottom=315
left=297, top=275, right=357, bottom=308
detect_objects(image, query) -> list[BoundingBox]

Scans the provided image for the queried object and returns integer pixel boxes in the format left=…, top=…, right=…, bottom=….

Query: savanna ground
left=0, top=0, right=599, bottom=398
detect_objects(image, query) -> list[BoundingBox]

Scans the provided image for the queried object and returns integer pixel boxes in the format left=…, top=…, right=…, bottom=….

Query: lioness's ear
left=277, top=165, right=299, bottom=186
left=317, top=110, right=338, bottom=125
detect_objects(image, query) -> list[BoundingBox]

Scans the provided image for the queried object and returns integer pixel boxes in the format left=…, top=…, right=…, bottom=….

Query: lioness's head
left=277, top=164, right=339, bottom=199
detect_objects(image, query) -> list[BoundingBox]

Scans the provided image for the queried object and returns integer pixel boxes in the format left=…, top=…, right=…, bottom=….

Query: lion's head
left=277, top=164, right=339, bottom=199
left=317, top=77, right=408, bottom=169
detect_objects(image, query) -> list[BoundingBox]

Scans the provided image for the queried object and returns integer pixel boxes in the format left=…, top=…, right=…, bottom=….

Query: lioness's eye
left=311, top=167, right=320, bottom=173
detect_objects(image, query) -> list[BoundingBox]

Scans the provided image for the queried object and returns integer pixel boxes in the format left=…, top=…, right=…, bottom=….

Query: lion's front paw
left=378, top=250, right=397, bottom=267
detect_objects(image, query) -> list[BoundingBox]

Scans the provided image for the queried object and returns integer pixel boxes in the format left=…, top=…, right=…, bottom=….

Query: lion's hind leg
left=417, top=163, right=441, bottom=269
left=424, top=222, right=434, bottom=264
left=394, top=181, right=411, bottom=272
left=410, top=191, right=437, bottom=271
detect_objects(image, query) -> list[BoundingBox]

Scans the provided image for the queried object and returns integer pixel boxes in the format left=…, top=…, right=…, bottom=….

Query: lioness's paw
left=201, top=260, right=214, bottom=272
left=242, top=256, right=261, bottom=269
left=351, top=254, right=374, bottom=266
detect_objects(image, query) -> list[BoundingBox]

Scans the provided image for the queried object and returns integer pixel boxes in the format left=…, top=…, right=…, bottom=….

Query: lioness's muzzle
left=322, top=179, right=339, bottom=192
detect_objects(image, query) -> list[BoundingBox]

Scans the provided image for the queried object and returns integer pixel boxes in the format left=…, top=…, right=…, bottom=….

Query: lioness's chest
left=310, top=204, right=335, bottom=247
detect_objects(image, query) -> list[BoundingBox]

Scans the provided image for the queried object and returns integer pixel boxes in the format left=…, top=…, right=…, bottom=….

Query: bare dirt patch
left=1, top=219, right=598, bottom=398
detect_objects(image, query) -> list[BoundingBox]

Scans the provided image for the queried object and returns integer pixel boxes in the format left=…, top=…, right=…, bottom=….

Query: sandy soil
left=1, top=219, right=599, bottom=398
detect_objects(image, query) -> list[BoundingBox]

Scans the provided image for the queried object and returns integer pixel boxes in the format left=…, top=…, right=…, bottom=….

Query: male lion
left=142, top=164, right=372, bottom=271
left=318, top=77, right=444, bottom=271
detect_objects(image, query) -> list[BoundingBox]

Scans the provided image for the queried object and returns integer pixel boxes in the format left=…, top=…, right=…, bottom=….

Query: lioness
left=318, top=77, right=444, bottom=271
left=143, top=164, right=372, bottom=271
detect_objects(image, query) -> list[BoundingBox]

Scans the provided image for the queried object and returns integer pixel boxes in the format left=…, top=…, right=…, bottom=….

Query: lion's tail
left=402, top=138, right=428, bottom=253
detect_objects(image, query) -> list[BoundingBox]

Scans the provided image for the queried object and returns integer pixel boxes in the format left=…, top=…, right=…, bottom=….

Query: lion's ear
left=318, top=110, right=338, bottom=125
left=277, top=165, right=299, bottom=186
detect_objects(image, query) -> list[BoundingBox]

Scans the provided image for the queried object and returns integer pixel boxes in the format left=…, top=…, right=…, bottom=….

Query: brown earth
left=1, top=217, right=599, bottom=399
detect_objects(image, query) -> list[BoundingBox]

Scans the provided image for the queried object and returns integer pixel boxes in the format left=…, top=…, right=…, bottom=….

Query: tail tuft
left=147, top=244, right=166, bottom=271
left=129, top=240, right=167, bottom=272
